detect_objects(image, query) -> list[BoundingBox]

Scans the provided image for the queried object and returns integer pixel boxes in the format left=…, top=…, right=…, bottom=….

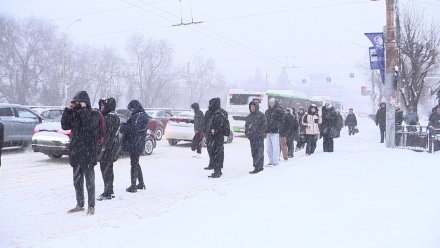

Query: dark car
left=0, top=103, right=42, bottom=148
left=116, top=108, right=165, bottom=140
left=32, top=114, right=156, bottom=158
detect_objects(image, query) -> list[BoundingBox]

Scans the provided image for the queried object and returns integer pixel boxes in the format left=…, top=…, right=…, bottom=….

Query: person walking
left=345, top=108, right=358, bottom=136
left=321, top=103, right=338, bottom=152
left=245, top=101, right=267, bottom=174
left=191, top=103, right=205, bottom=157
left=97, top=98, right=120, bottom=201
left=121, top=100, right=149, bottom=193
left=375, top=102, right=386, bottom=143
left=303, top=105, right=321, bottom=155
left=296, top=107, right=306, bottom=150
left=265, top=98, right=284, bottom=166
left=205, top=97, right=228, bottom=178
left=61, top=91, right=100, bottom=215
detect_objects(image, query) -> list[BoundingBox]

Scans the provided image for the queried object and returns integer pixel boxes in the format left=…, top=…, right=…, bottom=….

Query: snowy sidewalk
left=2, top=117, right=440, bottom=248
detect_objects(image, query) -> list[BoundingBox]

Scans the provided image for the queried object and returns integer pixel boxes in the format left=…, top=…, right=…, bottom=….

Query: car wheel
left=155, top=127, right=164, bottom=140
left=227, top=131, right=234, bottom=143
left=144, top=138, right=154, bottom=155
left=168, top=139, right=178, bottom=146
left=49, top=154, right=62, bottom=158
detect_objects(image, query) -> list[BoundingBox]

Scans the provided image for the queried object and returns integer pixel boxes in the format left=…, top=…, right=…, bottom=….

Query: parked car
left=31, top=114, right=156, bottom=158
left=164, top=110, right=234, bottom=146
left=30, top=107, right=64, bottom=121
left=116, top=108, right=165, bottom=140
left=145, top=109, right=173, bottom=128
left=0, top=103, right=42, bottom=148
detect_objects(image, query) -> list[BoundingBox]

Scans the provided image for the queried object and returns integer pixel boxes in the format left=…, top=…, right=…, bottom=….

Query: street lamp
left=61, top=18, right=81, bottom=106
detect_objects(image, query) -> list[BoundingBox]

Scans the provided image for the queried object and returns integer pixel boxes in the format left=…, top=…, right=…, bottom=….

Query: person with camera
left=61, top=91, right=100, bottom=215
left=97, top=98, right=120, bottom=201
left=121, top=100, right=149, bottom=193
left=302, top=105, right=321, bottom=155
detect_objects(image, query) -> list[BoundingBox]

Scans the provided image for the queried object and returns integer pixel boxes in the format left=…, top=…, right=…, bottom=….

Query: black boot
left=209, top=169, right=222, bottom=178
left=136, top=184, right=146, bottom=190
left=249, top=168, right=263, bottom=174
left=126, top=185, right=137, bottom=193
left=204, top=166, right=214, bottom=170
left=97, top=193, right=112, bottom=201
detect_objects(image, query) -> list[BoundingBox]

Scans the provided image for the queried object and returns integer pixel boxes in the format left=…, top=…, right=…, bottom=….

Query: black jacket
left=321, top=107, right=338, bottom=136
left=395, top=109, right=404, bottom=125
left=429, top=112, right=440, bottom=129
left=121, top=100, right=149, bottom=155
left=245, top=102, right=267, bottom=140
left=207, top=97, right=228, bottom=137
left=376, top=104, right=386, bottom=127
left=101, top=98, right=120, bottom=151
left=61, top=91, right=100, bottom=167
left=345, top=113, right=357, bottom=127
left=297, top=108, right=306, bottom=134
left=265, top=103, right=284, bottom=133
left=191, top=103, right=205, bottom=133
left=280, top=112, right=297, bottom=137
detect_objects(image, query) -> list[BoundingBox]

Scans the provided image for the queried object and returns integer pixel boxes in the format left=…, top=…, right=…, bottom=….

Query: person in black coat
left=97, top=98, right=120, bottom=201
left=191, top=103, right=205, bottom=155
left=375, top=102, right=386, bottom=143
left=205, top=97, right=228, bottom=178
left=121, top=100, right=149, bottom=193
left=0, top=121, right=3, bottom=167
left=296, top=107, right=306, bottom=150
left=321, top=103, right=338, bottom=152
left=286, top=108, right=298, bottom=158
left=344, top=108, right=358, bottom=135
left=265, top=98, right=284, bottom=166
left=245, top=101, right=267, bottom=174
left=61, top=91, right=100, bottom=215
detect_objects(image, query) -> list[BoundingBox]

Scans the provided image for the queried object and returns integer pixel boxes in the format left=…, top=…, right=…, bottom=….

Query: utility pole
left=385, top=0, right=397, bottom=148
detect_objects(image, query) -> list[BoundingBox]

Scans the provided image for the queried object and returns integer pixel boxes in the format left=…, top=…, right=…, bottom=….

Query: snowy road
left=1, top=117, right=440, bottom=248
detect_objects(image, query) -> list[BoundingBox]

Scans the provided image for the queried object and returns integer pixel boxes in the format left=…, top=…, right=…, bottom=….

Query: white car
left=164, top=111, right=233, bottom=146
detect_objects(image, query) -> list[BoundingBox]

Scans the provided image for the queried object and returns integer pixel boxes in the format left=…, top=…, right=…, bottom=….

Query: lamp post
left=61, top=18, right=81, bottom=106
left=187, top=48, right=204, bottom=103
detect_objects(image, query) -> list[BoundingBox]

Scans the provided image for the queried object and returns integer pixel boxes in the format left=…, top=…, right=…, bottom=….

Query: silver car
left=0, top=103, right=42, bottom=148
left=164, top=111, right=233, bottom=146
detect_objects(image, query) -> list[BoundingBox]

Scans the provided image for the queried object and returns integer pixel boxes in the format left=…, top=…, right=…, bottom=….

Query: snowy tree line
left=0, top=15, right=228, bottom=108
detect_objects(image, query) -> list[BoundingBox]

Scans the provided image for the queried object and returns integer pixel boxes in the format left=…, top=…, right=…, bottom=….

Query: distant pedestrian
left=62, top=91, right=100, bottom=215
left=286, top=108, right=298, bottom=158
left=245, top=101, right=267, bottom=174
left=0, top=121, right=3, bottom=167
left=303, top=105, right=321, bottom=155
left=345, top=108, right=358, bottom=135
left=375, top=102, right=386, bottom=143
left=280, top=108, right=296, bottom=160
left=97, top=98, right=120, bottom=201
left=429, top=106, right=440, bottom=151
left=191, top=103, right=205, bottom=157
left=336, top=110, right=343, bottom=137
left=321, top=103, right=338, bottom=152
left=205, top=97, right=228, bottom=178
left=265, top=98, right=284, bottom=166
left=296, top=107, right=306, bottom=150
left=121, top=100, right=149, bottom=193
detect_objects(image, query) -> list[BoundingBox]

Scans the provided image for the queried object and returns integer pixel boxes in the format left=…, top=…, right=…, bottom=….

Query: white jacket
left=303, top=113, right=322, bottom=135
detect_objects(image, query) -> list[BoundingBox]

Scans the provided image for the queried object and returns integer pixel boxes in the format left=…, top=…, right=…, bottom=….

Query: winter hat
left=191, top=103, right=200, bottom=111
left=72, top=91, right=91, bottom=109
left=127, top=100, right=144, bottom=114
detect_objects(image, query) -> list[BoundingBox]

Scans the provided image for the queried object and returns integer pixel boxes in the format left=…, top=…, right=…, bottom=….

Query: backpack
left=216, top=110, right=230, bottom=137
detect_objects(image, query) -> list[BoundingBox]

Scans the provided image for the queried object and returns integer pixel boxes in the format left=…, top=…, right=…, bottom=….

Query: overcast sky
left=2, top=0, right=439, bottom=85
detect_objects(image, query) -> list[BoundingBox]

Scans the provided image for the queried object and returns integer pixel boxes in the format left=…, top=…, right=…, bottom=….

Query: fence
left=395, top=125, right=440, bottom=153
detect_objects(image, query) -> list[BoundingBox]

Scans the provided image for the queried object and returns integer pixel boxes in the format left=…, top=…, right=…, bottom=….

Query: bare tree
left=398, top=6, right=440, bottom=112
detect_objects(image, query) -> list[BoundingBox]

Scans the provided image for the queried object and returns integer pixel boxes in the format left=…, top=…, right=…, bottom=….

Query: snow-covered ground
left=1, top=117, right=440, bottom=248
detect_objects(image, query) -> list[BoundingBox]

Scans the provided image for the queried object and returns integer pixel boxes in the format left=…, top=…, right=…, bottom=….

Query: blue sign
left=365, top=33, right=385, bottom=84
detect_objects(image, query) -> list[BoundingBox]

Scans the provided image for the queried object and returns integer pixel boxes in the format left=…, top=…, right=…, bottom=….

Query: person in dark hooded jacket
left=205, top=97, right=227, bottom=178
left=345, top=108, right=357, bottom=135
left=97, top=98, right=120, bottom=201
left=121, top=100, right=149, bottom=192
left=61, top=91, right=100, bottom=215
left=279, top=108, right=296, bottom=160
left=296, top=107, right=306, bottom=150
left=245, top=101, right=267, bottom=174
left=376, top=102, right=386, bottom=143
left=321, top=103, right=338, bottom=152
left=265, top=98, right=284, bottom=166
left=191, top=103, right=205, bottom=156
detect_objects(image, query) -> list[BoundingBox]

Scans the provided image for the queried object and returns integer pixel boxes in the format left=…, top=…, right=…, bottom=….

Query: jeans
left=250, top=137, right=264, bottom=170
left=266, top=133, right=280, bottom=165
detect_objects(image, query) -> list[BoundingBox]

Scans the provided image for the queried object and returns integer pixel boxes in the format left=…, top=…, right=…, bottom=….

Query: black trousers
left=348, top=126, right=355, bottom=135
left=296, top=134, right=306, bottom=149
left=207, top=135, right=224, bottom=173
left=191, top=131, right=204, bottom=154
left=323, top=135, right=334, bottom=152
left=287, top=134, right=294, bottom=157
left=250, top=137, right=264, bottom=170
left=130, top=154, right=144, bottom=186
left=305, top=134, right=318, bottom=155
left=73, top=165, right=95, bottom=208
left=100, top=151, right=114, bottom=195
left=379, top=125, right=386, bottom=143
